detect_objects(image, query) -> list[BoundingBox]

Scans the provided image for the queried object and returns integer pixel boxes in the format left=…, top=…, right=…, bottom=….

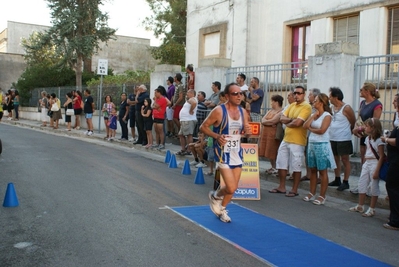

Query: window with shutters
left=387, top=7, right=399, bottom=77
left=333, top=15, right=359, bottom=43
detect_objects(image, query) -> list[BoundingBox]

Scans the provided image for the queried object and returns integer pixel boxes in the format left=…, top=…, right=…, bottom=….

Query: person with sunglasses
left=200, top=83, right=251, bottom=223
left=269, top=85, right=312, bottom=197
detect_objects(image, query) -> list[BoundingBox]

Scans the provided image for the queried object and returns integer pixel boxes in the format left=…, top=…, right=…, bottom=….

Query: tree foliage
left=45, top=0, right=116, bottom=88
left=87, top=69, right=151, bottom=87
left=143, top=0, right=186, bottom=66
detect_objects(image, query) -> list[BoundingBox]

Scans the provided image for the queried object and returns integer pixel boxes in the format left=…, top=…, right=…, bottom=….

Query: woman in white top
left=392, top=94, right=399, bottom=128
left=303, top=93, right=337, bottom=205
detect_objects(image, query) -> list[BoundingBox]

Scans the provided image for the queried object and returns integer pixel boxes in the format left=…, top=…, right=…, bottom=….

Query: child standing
left=108, top=108, right=118, bottom=141
left=141, top=98, right=153, bottom=148
left=349, top=118, right=385, bottom=217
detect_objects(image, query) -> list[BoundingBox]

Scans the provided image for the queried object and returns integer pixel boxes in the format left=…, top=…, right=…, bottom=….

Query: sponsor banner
left=221, top=143, right=260, bottom=200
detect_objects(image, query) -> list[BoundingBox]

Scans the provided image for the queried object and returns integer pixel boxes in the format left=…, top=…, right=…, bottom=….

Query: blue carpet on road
left=171, top=204, right=389, bottom=267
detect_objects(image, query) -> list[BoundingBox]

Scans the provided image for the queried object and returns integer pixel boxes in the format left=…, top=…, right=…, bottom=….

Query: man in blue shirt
left=247, top=77, right=264, bottom=122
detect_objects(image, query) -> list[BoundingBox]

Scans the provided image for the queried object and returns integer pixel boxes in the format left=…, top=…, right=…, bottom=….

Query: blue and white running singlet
left=213, top=104, right=244, bottom=167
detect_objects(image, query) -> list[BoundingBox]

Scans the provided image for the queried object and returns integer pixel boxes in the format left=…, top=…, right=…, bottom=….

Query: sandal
left=349, top=205, right=364, bottom=213
left=300, top=176, right=310, bottom=181
left=383, top=223, right=399, bottom=230
left=285, top=191, right=299, bottom=197
left=303, top=192, right=315, bottom=202
left=362, top=208, right=375, bottom=217
left=313, top=196, right=326, bottom=205
left=206, top=172, right=214, bottom=176
left=266, top=168, right=278, bottom=174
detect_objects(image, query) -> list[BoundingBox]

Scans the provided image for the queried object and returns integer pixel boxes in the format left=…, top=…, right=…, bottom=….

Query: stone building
left=0, top=21, right=158, bottom=90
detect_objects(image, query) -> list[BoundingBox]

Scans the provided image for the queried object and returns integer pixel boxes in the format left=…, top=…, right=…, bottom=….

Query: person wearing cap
left=236, top=73, right=248, bottom=92
left=204, top=82, right=221, bottom=110
left=166, top=76, right=176, bottom=137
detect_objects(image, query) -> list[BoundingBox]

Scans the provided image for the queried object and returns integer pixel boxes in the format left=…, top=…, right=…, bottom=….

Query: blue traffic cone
left=194, top=167, right=205, bottom=184
left=3, top=183, right=19, bottom=207
left=168, top=154, right=178, bottom=168
left=164, top=150, right=171, bottom=164
left=182, top=159, right=191, bottom=175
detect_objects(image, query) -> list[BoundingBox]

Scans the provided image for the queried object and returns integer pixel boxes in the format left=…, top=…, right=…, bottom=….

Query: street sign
left=97, top=59, right=108, bottom=75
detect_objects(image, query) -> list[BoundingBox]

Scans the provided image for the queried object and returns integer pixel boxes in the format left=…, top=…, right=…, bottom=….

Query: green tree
left=46, top=0, right=116, bottom=88
left=143, top=0, right=186, bottom=66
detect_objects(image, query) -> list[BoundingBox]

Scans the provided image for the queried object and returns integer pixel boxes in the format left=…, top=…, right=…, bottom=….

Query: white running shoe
left=87, top=131, right=93, bottom=136
left=190, top=160, right=199, bottom=165
left=83, top=130, right=89, bottom=135
left=195, top=162, right=207, bottom=168
left=219, top=207, right=231, bottom=223
left=208, top=191, right=222, bottom=216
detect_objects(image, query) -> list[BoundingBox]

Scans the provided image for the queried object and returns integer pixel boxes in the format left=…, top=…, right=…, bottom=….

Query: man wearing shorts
left=200, top=83, right=251, bottom=223
left=328, top=87, right=356, bottom=191
left=269, top=85, right=311, bottom=197
left=172, top=73, right=187, bottom=134
left=83, top=89, right=95, bottom=136
left=176, top=89, right=197, bottom=155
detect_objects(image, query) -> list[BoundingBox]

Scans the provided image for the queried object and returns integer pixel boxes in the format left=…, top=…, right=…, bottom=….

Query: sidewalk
left=1, top=118, right=389, bottom=209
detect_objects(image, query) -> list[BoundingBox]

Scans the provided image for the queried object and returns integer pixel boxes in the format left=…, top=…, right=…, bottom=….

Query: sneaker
left=151, top=144, right=159, bottom=149
left=337, top=182, right=349, bottom=191
left=190, top=160, right=199, bottom=165
left=195, top=162, right=207, bottom=168
left=157, top=145, right=165, bottom=150
left=83, top=130, right=89, bottom=135
left=87, top=131, right=93, bottom=136
left=219, top=207, right=231, bottom=223
left=129, top=138, right=134, bottom=142
left=328, top=180, right=341, bottom=186
left=208, top=191, right=222, bottom=216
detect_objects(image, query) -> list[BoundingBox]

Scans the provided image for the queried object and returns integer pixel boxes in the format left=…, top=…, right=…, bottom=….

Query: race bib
left=224, top=135, right=241, bottom=153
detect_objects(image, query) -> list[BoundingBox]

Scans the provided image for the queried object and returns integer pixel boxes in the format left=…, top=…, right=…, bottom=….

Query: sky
left=0, top=0, right=161, bottom=46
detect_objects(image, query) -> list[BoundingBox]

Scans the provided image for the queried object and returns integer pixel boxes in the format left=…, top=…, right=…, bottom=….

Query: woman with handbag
left=303, top=93, right=336, bottom=205
left=50, top=93, right=62, bottom=129
left=259, top=95, right=284, bottom=174
left=64, top=92, right=74, bottom=131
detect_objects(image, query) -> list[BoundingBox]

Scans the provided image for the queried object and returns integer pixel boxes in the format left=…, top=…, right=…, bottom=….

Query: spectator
left=195, top=91, right=207, bottom=136
left=176, top=89, right=198, bottom=155
left=351, top=83, right=382, bottom=194
left=153, top=86, right=169, bottom=149
left=188, top=131, right=207, bottom=167
left=186, top=64, right=195, bottom=89
left=127, top=87, right=137, bottom=142
left=204, top=82, right=221, bottom=109
left=118, top=93, right=129, bottom=141
left=108, top=107, right=118, bottom=141
left=141, top=98, right=153, bottom=148
left=6, top=90, right=13, bottom=120
left=102, top=95, right=115, bottom=140
left=381, top=116, right=399, bottom=230
left=134, top=85, right=150, bottom=146
left=236, top=73, right=248, bottom=92
left=269, top=86, right=311, bottom=197
left=13, top=90, right=20, bottom=121
left=301, top=88, right=321, bottom=182
left=63, top=92, right=73, bottom=131
left=204, top=131, right=215, bottom=176
left=392, top=93, right=399, bottom=127
left=39, top=91, right=48, bottom=127
left=72, top=90, right=83, bottom=130
left=239, top=92, right=251, bottom=116
left=83, top=89, right=94, bottom=136
left=172, top=73, right=187, bottom=135
left=349, top=118, right=384, bottom=217
left=247, top=77, right=264, bottom=122
left=0, top=89, right=3, bottom=122
left=303, top=93, right=336, bottom=205
left=50, top=93, right=62, bottom=129
left=328, top=87, right=356, bottom=191
left=165, top=76, right=176, bottom=137
left=259, top=95, right=284, bottom=174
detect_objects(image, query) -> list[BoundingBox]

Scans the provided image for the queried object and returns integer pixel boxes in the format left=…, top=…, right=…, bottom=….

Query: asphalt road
left=0, top=123, right=398, bottom=266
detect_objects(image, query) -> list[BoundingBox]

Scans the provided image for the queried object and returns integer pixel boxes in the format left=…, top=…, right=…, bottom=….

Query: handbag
left=66, top=109, right=74, bottom=116
left=51, top=102, right=59, bottom=112
left=368, top=139, right=389, bottom=181
left=275, top=122, right=284, bottom=141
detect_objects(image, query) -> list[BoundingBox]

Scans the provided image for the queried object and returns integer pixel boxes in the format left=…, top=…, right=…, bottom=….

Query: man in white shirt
left=236, top=73, right=248, bottom=92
